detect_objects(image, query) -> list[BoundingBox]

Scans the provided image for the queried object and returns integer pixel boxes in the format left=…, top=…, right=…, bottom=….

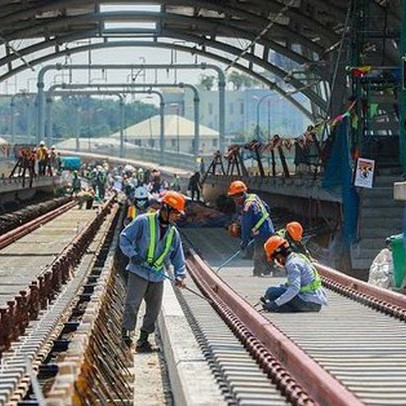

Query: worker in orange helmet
left=261, top=236, right=327, bottom=312
left=227, top=180, right=275, bottom=277
left=120, top=190, right=187, bottom=351
left=276, top=221, right=312, bottom=260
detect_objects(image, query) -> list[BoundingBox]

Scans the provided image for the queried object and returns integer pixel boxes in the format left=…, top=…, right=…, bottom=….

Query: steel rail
left=315, top=263, right=406, bottom=319
left=186, top=248, right=363, bottom=406
left=0, top=196, right=115, bottom=358
left=0, top=199, right=76, bottom=250
left=0, top=199, right=118, bottom=404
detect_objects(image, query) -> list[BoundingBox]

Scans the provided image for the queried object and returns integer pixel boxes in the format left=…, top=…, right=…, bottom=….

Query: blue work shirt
left=275, top=253, right=328, bottom=307
left=120, top=212, right=186, bottom=282
left=241, top=194, right=275, bottom=245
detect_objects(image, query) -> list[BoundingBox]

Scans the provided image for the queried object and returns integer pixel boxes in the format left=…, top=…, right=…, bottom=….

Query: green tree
left=227, top=70, right=262, bottom=90
left=0, top=95, right=158, bottom=142
left=199, top=74, right=215, bottom=90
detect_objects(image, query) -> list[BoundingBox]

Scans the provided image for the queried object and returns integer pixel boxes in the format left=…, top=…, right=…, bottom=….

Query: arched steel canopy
left=0, top=0, right=402, bottom=120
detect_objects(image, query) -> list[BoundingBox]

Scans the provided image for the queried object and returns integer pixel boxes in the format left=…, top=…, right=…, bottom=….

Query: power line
left=225, top=0, right=297, bottom=72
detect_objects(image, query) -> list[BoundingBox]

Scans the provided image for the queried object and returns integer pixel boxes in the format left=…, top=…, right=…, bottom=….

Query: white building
left=110, top=114, right=219, bottom=155
left=184, top=87, right=311, bottom=142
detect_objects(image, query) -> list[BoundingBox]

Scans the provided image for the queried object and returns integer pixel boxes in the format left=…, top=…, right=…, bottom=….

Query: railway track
left=0, top=196, right=72, bottom=236
left=183, top=228, right=406, bottom=406
left=0, top=197, right=115, bottom=356
left=2, top=204, right=405, bottom=405
left=0, top=196, right=120, bottom=404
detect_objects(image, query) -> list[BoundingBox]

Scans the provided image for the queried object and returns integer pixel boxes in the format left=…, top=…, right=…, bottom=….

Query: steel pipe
left=37, top=63, right=224, bottom=152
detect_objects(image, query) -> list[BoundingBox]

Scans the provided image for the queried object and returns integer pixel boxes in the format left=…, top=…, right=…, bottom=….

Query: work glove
left=228, top=223, right=241, bottom=238
left=130, top=254, right=144, bottom=266
left=263, top=300, right=279, bottom=312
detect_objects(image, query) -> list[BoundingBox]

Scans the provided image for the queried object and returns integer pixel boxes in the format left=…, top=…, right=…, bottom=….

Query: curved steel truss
left=0, top=0, right=401, bottom=119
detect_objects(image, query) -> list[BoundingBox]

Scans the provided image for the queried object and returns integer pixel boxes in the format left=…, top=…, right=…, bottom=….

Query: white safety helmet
left=134, top=186, right=148, bottom=200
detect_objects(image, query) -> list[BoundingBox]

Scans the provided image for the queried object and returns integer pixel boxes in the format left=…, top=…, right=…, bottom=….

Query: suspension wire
left=320, top=0, right=353, bottom=142
left=225, top=0, right=297, bottom=72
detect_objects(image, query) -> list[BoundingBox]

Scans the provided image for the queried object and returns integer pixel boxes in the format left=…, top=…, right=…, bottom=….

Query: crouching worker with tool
left=120, top=191, right=187, bottom=352
left=261, top=236, right=327, bottom=312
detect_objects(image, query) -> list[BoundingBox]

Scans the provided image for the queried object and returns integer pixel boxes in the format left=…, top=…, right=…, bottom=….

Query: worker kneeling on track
left=120, top=191, right=187, bottom=352
left=227, top=180, right=275, bottom=277
left=261, top=236, right=327, bottom=312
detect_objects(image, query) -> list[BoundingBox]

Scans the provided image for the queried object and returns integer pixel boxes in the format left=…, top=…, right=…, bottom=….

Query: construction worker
left=120, top=191, right=187, bottom=352
left=36, top=141, right=47, bottom=176
left=227, top=180, right=274, bottom=276
left=124, top=186, right=153, bottom=226
left=76, top=187, right=95, bottom=210
left=276, top=221, right=312, bottom=259
left=261, top=236, right=327, bottom=312
left=171, top=173, right=182, bottom=192
left=188, top=172, right=201, bottom=201
left=71, top=170, right=81, bottom=196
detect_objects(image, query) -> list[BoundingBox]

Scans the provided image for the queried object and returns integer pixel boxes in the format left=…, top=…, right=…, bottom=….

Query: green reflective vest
left=245, top=194, right=270, bottom=233
left=297, top=253, right=322, bottom=293
left=146, top=213, right=175, bottom=270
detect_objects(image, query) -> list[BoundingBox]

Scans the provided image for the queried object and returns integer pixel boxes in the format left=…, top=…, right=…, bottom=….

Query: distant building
left=110, top=114, right=219, bottom=155
left=184, top=87, right=311, bottom=142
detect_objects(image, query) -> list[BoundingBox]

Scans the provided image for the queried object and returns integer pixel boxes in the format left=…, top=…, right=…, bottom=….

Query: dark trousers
left=265, top=286, right=321, bottom=312
left=191, top=187, right=200, bottom=201
left=123, top=272, right=164, bottom=333
left=253, top=238, right=273, bottom=276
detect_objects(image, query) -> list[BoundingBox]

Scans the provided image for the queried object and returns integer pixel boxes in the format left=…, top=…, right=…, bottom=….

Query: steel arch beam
left=0, top=20, right=316, bottom=77
left=1, top=41, right=315, bottom=123
left=0, top=1, right=327, bottom=54
left=162, top=30, right=326, bottom=108
left=0, top=26, right=325, bottom=92
left=0, top=10, right=324, bottom=76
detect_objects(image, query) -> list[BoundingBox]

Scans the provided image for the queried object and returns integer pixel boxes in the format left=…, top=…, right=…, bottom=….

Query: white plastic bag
left=368, top=248, right=393, bottom=289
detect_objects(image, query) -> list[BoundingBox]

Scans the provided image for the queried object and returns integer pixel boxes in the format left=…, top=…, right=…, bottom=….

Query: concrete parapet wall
left=203, top=174, right=342, bottom=222
left=0, top=176, right=58, bottom=204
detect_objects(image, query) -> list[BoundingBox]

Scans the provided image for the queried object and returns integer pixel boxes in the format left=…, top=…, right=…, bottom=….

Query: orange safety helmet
left=264, top=235, right=290, bottom=260
left=161, top=191, right=186, bottom=214
left=286, top=221, right=303, bottom=242
left=227, top=180, right=247, bottom=197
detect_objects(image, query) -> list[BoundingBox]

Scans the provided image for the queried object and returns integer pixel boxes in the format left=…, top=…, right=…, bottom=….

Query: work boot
left=135, top=330, right=155, bottom=353
left=121, top=329, right=133, bottom=348
left=259, top=296, right=270, bottom=310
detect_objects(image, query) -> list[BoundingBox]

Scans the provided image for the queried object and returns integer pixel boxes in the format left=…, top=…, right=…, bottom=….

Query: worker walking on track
left=261, top=236, right=327, bottom=312
left=120, top=191, right=187, bottom=352
left=276, top=221, right=313, bottom=260
left=124, top=186, right=153, bottom=226
left=227, top=180, right=274, bottom=277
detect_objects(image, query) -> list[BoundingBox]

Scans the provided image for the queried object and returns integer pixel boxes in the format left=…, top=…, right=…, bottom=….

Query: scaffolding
left=348, top=0, right=401, bottom=166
